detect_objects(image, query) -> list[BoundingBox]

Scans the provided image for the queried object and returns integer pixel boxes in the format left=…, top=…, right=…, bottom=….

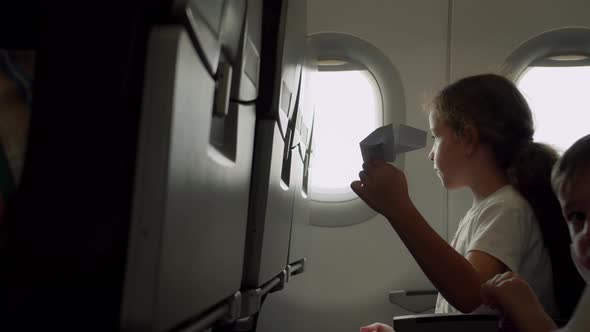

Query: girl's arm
left=352, top=160, right=507, bottom=313
left=392, top=202, right=507, bottom=312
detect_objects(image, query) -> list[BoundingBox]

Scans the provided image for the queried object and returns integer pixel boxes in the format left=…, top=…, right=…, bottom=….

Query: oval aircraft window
left=503, top=27, right=590, bottom=153
left=517, top=65, right=590, bottom=152
left=307, top=33, right=405, bottom=227
left=310, top=68, right=382, bottom=201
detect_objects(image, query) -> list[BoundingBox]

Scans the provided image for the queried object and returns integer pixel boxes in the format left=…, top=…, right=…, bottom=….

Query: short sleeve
left=467, top=203, right=524, bottom=272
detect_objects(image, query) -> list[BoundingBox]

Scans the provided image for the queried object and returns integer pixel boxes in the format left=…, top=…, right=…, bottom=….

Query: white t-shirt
left=435, top=185, right=558, bottom=317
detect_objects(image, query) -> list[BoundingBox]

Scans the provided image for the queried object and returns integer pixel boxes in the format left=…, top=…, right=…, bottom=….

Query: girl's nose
left=428, top=147, right=434, bottom=161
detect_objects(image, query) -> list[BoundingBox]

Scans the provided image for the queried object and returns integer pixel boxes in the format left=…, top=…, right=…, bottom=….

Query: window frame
left=503, top=27, right=590, bottom=80
left=502, top=27, right=590, bottom=153
left=307, top=32, right=406, bottom=227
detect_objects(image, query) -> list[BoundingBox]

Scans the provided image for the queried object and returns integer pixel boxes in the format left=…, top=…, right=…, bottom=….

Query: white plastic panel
left=232, top=0, right=262, bottom=101
left=277, top=0, right=306, bottom=120
left=242, top=0, right=308, bottom=289
left=261, top=0, right=306, bottom=131
left=287, top=143, right=309, bottom=264
left=172, top=0, right=226, bottom=75
left=243, top=120, right=295, bottom=288
left=287, top=53, right=315, bottom=264
left=122, top=26, right=256, bottom=331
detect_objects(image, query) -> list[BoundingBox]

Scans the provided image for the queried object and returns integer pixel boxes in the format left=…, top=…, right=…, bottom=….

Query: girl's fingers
left=351, top=181, right=371, bottom=204
left=481, top=273, right=505, bottom=303
left=363, top=159, right=385, bottom=172
left=480, top=283, right=495, bottom=303
left=488, top=271, right=514, bottom=285
left=360, top=323, right=392, bottom=332
left=495, top=271, right=517, bottom=284
left=360, top=324, right=377, bottom=332
left=371, top=159, right=382, bottom=167
left=359, top=170, right=369, bottom=184
left=351, top=181, right=364, bottom=195
left=488, top=273, right=503, bottom=285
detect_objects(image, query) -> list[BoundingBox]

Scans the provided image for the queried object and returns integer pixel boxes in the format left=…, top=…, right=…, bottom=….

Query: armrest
left=393, top=313, right=499, bottom=332
left=389, top=289, right=438, bottom=313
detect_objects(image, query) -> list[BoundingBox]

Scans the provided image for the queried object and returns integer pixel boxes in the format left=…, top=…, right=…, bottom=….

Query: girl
left=354, top=74, right=583, bottom=332
left=480, top=133, right=590, bottom=332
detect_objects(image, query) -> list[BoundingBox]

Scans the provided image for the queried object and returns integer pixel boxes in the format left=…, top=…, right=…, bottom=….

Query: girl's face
left=428, top=111, right=470, bottom=189
left=558, top=166, right=590, bottom=271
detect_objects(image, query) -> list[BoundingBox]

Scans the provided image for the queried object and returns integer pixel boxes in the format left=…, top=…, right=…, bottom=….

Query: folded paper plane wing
left=360, top=123, right=427, bottom=162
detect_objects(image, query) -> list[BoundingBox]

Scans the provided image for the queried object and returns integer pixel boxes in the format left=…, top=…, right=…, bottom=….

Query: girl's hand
left=351, top=159, right=413, bottom=223
left=360, top=322, right=394, bottom=332
left=480, top=272, right=554, bottom=331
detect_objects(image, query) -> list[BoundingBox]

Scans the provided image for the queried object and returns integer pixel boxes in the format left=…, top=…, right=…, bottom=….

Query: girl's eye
left=567, top=211, right=586, bottom=226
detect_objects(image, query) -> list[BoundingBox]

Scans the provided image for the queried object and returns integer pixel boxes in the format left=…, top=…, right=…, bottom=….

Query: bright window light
left=310, top=70, right=382, bottom=201
left=517, top=66, right=590, bottom=153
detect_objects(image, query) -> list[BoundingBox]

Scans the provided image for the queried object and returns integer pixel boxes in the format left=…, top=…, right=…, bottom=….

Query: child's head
left=551, top=134, right=590, bottom=274
left=431, top=74, right=534, bottom=170
left=427, top=74, right=548, bottom=191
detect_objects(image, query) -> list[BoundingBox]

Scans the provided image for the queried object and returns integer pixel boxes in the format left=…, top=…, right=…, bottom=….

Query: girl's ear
left=462, top=124, right=479, bottom=156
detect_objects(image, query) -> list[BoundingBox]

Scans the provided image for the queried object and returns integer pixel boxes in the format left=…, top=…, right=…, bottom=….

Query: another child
left=480, top=133, right=590, bottom=332
left=353, top=74, right=583, bottom=331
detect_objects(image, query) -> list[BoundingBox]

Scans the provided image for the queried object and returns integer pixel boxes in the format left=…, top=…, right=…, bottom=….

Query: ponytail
left=508, top=142, right=584, bottom=319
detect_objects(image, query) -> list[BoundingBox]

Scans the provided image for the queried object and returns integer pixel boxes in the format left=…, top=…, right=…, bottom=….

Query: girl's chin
left=438, top=175, right=459, bottom=190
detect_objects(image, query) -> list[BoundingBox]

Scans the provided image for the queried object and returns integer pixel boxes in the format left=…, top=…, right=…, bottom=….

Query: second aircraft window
left=517, top=65, right=590, bottom=152
left=310, top=69, right=382, bottom=202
